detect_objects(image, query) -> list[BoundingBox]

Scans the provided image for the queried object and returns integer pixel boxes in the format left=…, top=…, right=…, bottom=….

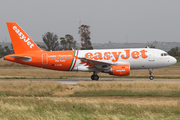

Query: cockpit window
left=161, top=53, right=168, bottom=56
left=164, top=53, right=167, bottom=56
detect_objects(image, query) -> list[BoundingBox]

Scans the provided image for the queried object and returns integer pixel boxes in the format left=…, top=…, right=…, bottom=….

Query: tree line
left=0, top=45, right=14, bottom=58
left=39, top=24, right=93, bottom=51
left=168, top=46, right=180, bottom=58
left=41, top=32, right=77, bottom=51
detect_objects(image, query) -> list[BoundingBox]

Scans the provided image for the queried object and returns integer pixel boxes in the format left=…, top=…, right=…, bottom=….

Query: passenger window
left=54, top=58, right=56, bottom=60
left=51, top=58, right=53, bottom=60
left=57, top=57, right=59, bottom=59
left=161, top=53, right=163, bottom=56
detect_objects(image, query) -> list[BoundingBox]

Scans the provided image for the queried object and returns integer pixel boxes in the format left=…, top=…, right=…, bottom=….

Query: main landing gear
left=91, top=71, right=99, bottom=81
left=149, top=68, right=154, bottom=80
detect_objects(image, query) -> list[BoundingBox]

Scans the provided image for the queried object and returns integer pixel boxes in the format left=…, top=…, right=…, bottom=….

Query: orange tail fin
left=6, top=22, right=42, bottom=54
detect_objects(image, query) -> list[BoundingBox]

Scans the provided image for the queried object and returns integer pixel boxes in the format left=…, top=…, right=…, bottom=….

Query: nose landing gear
left=149, top=68, right=154, bottom=80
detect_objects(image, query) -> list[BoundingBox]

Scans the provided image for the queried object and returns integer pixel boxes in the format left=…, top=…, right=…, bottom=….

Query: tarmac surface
left=0, top=78, right=180, bottom=84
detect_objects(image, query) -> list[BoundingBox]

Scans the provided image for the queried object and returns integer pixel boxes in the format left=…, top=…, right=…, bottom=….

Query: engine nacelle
left=109, top=64, right=130, bottom=76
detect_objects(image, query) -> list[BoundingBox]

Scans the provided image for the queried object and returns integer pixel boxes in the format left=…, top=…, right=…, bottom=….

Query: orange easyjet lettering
left=85, top=52, right=93, bottom=59
left=104, top=52, right=111, bottom=60
left=85, top=49, right=148, bottom=62
left=131, top=51, right=139, bottom=59
left=112, top=52, right=122, bottom=62
left=140, top=50, right=148, bottom=59
left=94, top=52, right=103, bottom=60
left=121, top=50, right=130, bottom=59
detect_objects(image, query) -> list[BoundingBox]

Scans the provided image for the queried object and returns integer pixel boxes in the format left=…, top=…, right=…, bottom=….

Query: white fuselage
left=72, top=48, right=177, bottom=72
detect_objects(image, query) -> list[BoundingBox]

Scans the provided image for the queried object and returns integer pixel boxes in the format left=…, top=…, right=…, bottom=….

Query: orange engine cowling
left=109, top=64, right=130, bottom=76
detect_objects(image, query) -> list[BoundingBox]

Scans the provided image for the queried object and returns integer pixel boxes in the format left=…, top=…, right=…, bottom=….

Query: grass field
left=0, top=81, right=180, bottom=119
left=0, top=96, right=180, bottom=120
left=72, top=81, right=180, bottom=97
left=1, top=80, right=180, bottom=97
left=0, top=59, right=180, bottom=119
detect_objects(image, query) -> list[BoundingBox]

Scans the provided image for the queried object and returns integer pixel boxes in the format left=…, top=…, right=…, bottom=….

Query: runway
left=0, top=78, right=180, bottom=84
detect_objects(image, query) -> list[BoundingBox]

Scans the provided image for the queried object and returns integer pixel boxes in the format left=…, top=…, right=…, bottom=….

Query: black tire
left=94, top=75, right=99, bottom=81
left=91, top=75, right=95, bottom=80
left=149, top=76, right=154, bottom=80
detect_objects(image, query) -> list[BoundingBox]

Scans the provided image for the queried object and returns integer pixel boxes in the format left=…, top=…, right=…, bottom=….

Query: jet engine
left=104, top=64, right=130, bottom=76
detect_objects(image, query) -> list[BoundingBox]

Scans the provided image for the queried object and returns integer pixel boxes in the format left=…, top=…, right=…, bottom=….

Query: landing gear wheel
left=148, top=68, right=154, bottom=80
left=93, top=75, right=99, bottom=81
left=91, top=75, right=95, bottom=80
left=149, top=76, right=154, bottom=80
left=91, top=75, right=99, bottom=81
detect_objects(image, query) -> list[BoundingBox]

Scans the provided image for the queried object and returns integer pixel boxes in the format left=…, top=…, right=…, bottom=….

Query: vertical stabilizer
left=6, top=22, right=42, bottom=54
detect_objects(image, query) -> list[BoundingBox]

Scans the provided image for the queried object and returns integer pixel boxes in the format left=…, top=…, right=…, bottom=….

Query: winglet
left=6, top=22, right=42, bottom=54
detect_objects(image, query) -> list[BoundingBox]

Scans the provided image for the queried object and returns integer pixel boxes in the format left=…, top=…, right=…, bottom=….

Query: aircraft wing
left=78, top=57, right=129, bottom=69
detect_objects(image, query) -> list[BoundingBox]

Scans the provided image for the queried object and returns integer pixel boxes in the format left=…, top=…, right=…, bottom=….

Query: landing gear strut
left=148, top=68, right=154, bottom=80
left=91, top=71, right=99, bottom=81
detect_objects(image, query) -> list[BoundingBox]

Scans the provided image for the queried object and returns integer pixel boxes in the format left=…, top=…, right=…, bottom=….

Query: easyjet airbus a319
left=5, top=22, right=177, bottom=80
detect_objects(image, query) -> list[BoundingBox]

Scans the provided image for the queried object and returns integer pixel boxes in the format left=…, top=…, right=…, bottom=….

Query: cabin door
left=42, top=53, right=48, bottom=65
left=149, top=50, right=155, bottom=61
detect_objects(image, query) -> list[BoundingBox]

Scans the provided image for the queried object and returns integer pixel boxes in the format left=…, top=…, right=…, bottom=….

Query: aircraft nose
left=170, top=57, right=177, bottom=65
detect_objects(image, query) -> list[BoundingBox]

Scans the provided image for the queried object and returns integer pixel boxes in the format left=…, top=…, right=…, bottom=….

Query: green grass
left=0, top=97, right=180, bottom=120
left=71, top=81, right=180, bottom=97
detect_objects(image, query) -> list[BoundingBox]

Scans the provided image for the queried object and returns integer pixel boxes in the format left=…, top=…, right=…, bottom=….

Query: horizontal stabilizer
left=10, top=56, right=32, bottom=62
